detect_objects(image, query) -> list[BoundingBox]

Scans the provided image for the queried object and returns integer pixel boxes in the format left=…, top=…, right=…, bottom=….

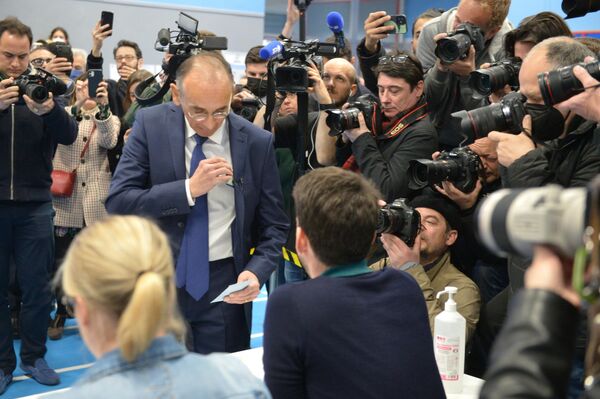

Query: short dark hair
left=113, top=40, right=143, bottom=59
left=293, top=167, right=381, bottom=266
left=0, top=17, right=33, bottom=46
left=324, top=35, right=353, bottom=61
left=245, top=45, right=265, bottom=66
left=412, top=8, right=444, bottom=36
left=504, top=12, right=572, bottom=58
left=373, top=52, right=423, bottom=90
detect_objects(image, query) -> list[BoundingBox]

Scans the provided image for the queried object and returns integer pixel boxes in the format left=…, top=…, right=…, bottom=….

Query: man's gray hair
left=535, top=36, right=595, bottom=68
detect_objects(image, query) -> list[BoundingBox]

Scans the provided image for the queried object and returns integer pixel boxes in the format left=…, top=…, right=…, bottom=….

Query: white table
left=230, top=347, right=484, bottom=398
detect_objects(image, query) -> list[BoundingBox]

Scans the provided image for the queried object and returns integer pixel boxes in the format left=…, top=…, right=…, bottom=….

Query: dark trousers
left=0, top=201, right=54, bottom=374
left=177, top=257, right=249, bottom=354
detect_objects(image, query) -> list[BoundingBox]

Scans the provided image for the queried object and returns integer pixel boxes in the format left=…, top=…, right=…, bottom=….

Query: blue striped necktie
left=176, top=135, right=210, bottom=301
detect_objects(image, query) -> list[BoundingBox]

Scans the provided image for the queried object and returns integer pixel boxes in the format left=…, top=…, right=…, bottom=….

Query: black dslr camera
left=377, top=199, right=421, bottom=247
left=274, top=44, right=331, bottom=92
left=469, top=58, right=521, bottom=99
left=451, top=91, right=526, bottom=142
left=435, top=22, right=485, bottom=64
left=538, top=59, right=600, bottom=106
left=14, top=68, right=67, bottom=103
left=325, top=94, right=379, bottom=136
left=408, top=147, right=483, bottom=193
left=239, top=97, right=261, bottom=122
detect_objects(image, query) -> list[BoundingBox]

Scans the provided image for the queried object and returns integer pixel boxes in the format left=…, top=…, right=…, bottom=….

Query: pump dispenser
left=434, top=286, right=466, bottom=394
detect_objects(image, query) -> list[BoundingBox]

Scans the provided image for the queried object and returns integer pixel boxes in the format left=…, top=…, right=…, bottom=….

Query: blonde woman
left=55, top=216, right=270, bottom=398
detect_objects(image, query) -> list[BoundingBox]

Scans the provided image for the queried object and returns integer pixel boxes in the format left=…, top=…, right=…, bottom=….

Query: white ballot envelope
left=211, top=280, right=250, bottom=303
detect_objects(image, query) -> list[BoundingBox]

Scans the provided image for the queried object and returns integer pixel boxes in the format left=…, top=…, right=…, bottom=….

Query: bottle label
left=435, top=335, right=460, bottom=381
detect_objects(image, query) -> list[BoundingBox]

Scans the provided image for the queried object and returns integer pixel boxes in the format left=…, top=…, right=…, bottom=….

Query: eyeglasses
left=31, top=57, right=53, bottom=67
left=186, top=109, right=230, bottom=122
left=61, top=295, right=76, bottom=317
left=379, top=55, right=416, bottom=66
left=115, top=55, right=137, bottom=62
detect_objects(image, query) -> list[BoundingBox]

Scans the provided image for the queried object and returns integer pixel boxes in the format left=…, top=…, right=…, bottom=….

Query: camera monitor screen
left=178, top=12, right=198, bottom=35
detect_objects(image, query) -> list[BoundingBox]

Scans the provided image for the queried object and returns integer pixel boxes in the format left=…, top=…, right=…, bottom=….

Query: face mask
left=245, top=77, right=268, bottom=97
left=70, top=69, right=83, bottom=80
left=525, top=103, right=566, bottom=141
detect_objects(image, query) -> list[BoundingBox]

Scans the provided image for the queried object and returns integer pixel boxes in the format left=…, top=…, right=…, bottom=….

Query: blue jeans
left=284, top=260, right=306, bottom=283
left=0, top=201, right=54, bottom=374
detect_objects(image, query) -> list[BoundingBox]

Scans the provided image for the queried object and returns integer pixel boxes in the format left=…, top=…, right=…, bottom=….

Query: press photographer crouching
left=408, top=138, right=507, bottom=303
left=316, top=53, right=438, bottom=202
left=371, top=193, right=481, bottom=341
left=0, top=17, right=77, bottom=393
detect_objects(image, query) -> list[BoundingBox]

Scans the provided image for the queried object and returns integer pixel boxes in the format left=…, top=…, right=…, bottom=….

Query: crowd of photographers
left=2, top=0, right=600, bottom=396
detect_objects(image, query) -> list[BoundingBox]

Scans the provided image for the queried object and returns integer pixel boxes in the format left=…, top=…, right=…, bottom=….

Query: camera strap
left=374, top=100, right=429, bottom=141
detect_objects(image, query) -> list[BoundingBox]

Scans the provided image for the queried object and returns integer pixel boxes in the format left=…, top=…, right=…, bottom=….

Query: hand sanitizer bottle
left=434, top=286, right=466, bottom=394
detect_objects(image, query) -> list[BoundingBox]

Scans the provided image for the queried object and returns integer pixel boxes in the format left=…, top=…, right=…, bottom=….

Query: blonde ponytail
left=60, top=216, right=185, bottom=362
left=117, top=271, right=168, bottom=362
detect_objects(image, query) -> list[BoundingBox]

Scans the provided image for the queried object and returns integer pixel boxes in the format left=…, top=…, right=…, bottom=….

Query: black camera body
left=538, top=59, right=600, bottom=106
left=239, top=97, right=261, bottom=122
left=14, top=68, right=67, bottom=103
left=408, top=147, right=483, bottom=193
left=377, top=199, right=421, bottom=247
left=325, top=94, right=378, bottom=136
left=435, top=23, right=485, bottom=64
left=273, top=43, right=331, bottom=92
left=451, top=91, right=526, bottom=142
left=469, top=58, right=521, bottom=99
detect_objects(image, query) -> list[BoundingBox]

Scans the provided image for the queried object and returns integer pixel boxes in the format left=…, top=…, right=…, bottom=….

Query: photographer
left=0, top=17, right=77, bottom=393
left=374, top=193, right=480, bottom=340
left=232, top=45, right=267, bottom=121
left=416, top=0, right=513, bottom=149
left=480, top=245, right=590, bottom=398
left=556, top=57, right=600, bottom=124
left=316, top=53, right=437, bottom=202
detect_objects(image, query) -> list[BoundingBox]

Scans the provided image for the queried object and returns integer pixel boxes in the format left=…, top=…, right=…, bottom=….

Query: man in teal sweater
left=263, top=167, right=445, bottom=399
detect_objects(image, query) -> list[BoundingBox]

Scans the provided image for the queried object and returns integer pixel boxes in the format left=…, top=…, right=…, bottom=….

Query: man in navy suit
left=106, top=52, right=288, bottom=354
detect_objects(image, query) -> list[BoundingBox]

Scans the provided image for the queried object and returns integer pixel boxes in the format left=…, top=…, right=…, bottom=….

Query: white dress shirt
left=184, top=118, right=235, bottom=261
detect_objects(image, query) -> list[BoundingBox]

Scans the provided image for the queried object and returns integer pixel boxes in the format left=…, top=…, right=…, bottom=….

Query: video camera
left=377, top=199, right=421, bottom=247
left=14, top=68, right=67, bottom=103
left=135, top=12, right=228, bottom=105
left=260, top=39, right=337, bottom=92
left=408, top=147, right=483, bottom=194
left=435, top=23, right=485, bottom=64
left=476, top=179, right=597, bottom=258
left=538, top=58, right=600, bottom=106
left=469, top=58, right=521, bottom=99
left=451, top=91, right=526, bottom=141
left=324, top=94, right=379, bottom=136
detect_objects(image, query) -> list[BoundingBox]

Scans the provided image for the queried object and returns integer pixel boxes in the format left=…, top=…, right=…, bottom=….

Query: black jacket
left=480, top=289, right=583, bottom=399
left=350, top=114, right=438, bottom=203
left=0, top=101, right=77, bottom=202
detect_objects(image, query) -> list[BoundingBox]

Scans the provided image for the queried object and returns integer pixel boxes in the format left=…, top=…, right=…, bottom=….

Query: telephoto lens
left=408, top=147, right=482, bottom=193
left=475, top=184, right=587, bottom=257
left=562, top=0, right=600, bottom=18
left=538, top=59, right=600, bottom=106
left=469, top=59, right=521, bottom=99
left=325, top=108, right=361, bottom=136
left=450, top=92, right=526, bottom=141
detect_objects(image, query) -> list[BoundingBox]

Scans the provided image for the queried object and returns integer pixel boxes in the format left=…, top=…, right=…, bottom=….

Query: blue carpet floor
left=6, top=289, right=268, bottom=399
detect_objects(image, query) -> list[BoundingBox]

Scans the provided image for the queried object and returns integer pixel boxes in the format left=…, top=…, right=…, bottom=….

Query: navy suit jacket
left=106, top=102, right=289, bottom=295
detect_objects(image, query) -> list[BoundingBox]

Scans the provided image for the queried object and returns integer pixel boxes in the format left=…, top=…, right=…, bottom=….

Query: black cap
left=409, top=193, right=462, bottom=232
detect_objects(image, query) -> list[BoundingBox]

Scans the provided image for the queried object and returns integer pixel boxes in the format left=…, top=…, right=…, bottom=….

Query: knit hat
left=409, top=192, right=462, bottom=232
